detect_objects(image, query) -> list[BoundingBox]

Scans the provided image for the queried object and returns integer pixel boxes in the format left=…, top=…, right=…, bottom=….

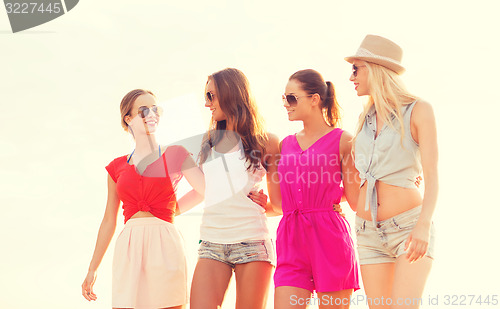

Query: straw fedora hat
left=345, top=34, right=405, bottom=75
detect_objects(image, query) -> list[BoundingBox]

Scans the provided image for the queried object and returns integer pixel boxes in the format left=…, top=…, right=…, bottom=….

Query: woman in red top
left=81, top=89, right=205, bottom=309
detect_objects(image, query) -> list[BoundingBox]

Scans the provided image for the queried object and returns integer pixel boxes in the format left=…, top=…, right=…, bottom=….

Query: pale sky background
left=1, top=1, right=499, bottom=308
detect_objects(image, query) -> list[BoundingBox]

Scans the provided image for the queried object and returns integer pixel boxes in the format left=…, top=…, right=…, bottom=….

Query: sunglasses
left=206, top=91, right=216, bottom=102
left=352, top=64, right=366, bottom=78
left=282, top=94, right=313, bottom=106
left=136, top=105, right=163, bottom=118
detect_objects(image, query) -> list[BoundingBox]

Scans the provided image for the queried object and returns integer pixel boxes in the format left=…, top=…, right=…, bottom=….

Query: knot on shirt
left=363, top=172, right=377, bottom=212
left=138, top=200, right=151, bottom=212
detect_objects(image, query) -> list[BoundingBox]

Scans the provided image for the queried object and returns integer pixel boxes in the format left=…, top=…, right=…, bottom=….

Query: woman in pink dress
left=273, top=69, right=360, bottom=309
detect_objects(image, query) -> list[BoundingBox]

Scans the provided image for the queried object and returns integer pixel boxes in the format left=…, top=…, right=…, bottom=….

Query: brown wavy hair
left=198, top=68, right=268, bottom=171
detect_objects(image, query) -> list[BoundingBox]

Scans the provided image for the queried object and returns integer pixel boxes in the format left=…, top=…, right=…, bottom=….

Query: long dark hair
left=199, top=68, right=268, bottom=171
left=289, top=69, right=341, bottom=127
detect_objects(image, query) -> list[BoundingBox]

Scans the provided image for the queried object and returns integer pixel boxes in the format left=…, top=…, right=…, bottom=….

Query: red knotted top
left=105, top=146, right=190, bottom=223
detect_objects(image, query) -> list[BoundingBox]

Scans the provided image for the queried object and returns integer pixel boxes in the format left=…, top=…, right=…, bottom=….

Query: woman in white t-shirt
left=190, top=68, right=282, bottom=309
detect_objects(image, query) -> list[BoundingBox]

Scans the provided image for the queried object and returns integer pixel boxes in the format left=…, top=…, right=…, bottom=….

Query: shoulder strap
left=402, top=100, right=417, bottom=123
left=280, top=134, right=295, bottom=152
left=127, top=149, right=135, bottom=164
left=405, top=100, right=418, bottom=116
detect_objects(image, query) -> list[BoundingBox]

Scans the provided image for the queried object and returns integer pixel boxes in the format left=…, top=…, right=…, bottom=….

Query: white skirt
left=112, top=217, right=188, bottom=308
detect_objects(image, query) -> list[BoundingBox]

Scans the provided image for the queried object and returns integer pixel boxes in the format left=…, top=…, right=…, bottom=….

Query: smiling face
left=283, top=79, right=314, bottom=122
left=205, top=78, right=227, bottom=122
left=349, top=60, right=370, bottom=96
left=124, top=93, right=160, bottom=136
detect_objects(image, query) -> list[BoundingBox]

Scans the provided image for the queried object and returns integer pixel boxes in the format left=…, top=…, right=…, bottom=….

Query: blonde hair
left=353, top=62, right=417, bottom=146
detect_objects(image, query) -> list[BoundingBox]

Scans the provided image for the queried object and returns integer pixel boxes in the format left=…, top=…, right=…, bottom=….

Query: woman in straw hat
left=346, top=35, right=438, bottom=308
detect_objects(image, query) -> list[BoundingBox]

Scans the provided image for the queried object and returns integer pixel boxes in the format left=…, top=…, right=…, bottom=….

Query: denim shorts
left=355, top=206, right=436, bottom=265
left=198, top=239, right=276, bottom=268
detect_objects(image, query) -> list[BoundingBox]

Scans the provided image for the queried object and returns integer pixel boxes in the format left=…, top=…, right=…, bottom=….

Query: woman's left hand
left=82, top=270, right=97, bottom=301
left=248, top=189, right=268, bottom=208
left=332, top=204, right=345, bottom=218
left=405, top=222, right=431, bottom=263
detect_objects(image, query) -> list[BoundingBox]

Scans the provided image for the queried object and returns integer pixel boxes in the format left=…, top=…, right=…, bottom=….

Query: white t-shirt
left=200, top=146, right=270, bottom=243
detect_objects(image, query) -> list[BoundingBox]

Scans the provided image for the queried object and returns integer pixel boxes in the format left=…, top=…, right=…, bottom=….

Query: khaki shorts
left=355, top=206, right=436, bottom=265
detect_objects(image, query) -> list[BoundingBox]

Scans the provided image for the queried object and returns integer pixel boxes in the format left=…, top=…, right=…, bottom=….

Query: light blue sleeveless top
left=354, top=100, right=421, bottom=224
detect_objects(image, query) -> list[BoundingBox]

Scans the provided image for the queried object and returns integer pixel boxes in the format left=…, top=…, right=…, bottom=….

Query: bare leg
left=233, top=261, right=273, bottom=309
left=317, top=289, right=353, bottom=309
left=190, top=258, right=233, bottom=309
left=360, top=263, right=396, bottom=309
left=275, top=286, right=312, bottom=309
left=390, top=255, right=432, bottom=308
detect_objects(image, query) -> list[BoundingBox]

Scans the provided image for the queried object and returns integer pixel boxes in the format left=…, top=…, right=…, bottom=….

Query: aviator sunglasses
left=282, top=94, right=313, bottom=107
left=206, top=91, right=216, bottom=103
left=352, top=64, right=366, bottom=78
left=135, top=105, right=163, bottom=118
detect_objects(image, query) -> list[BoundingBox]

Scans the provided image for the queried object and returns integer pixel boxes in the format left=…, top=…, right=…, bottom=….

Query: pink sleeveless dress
left=274, top=128, right=359, bottom=292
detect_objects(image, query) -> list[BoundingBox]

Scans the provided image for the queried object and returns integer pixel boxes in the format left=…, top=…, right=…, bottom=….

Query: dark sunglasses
left=206, top=91, right=216, bottom=102
left=137, top=105, right=163, bottom=118
left=352, top=64, right=366, bottom=78
left=282, top=94, right=313, bottom=106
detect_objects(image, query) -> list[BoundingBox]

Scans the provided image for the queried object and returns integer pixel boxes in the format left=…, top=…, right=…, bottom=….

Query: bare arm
left=264, top=133, right=283, bottom=216
left=176, top=154, right=205, bottom=215
left=82, top=175, right=121, bottom=301
left=405, top=100, right=439, bottom=263
left=413, top=100, right=438, bottom=224
left=340, top=131, right=360, bottom=212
